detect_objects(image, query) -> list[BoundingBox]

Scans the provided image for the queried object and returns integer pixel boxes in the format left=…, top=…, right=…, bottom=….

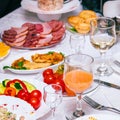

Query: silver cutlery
left=83, top=96, right=120, bottom=114
left=65, top=115, right=76, bottom=120
left=94, top=79, right=120, bottom=90
left=113, top=60, right=120, bottom=68
left=64, top=0, right=72, bottom=4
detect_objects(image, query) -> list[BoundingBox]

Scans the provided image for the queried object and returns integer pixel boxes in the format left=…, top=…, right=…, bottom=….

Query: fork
left=83, top=96, right=120, bottom=114
left=113, top=60, right=120, bottom=68
left=65, top=115, right=76, bottom=120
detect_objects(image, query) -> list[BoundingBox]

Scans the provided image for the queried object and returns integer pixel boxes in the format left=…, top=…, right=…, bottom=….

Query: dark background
left=0, top=0, right=21, bottom=18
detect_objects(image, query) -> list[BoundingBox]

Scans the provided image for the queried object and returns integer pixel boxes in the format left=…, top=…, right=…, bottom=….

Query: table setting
left=0, top=0, right=120, bottom=120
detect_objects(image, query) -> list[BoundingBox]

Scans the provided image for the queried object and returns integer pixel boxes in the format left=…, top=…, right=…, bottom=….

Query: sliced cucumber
left=23, top=81, right=36, bottom=92
left=2, top=79, right=10, bottom=87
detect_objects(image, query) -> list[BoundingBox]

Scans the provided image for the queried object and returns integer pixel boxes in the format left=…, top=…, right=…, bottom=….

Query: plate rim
left=21, top=0, right=80, bottom=14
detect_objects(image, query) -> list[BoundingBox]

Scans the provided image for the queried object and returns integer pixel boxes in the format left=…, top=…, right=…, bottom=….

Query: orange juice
left=64, top=70, right=93, bottom=93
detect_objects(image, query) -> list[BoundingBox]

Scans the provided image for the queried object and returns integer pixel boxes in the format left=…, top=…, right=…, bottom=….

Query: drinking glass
left=43, top=84, right=62, bottom=120
left=90, top=17, right=116, bottom=76
left=64, top=53, right=94, bottom=117
left=69, top=34, right=84, bottom=53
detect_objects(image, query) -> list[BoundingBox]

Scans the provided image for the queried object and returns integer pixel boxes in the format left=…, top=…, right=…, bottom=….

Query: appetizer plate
left=21, top=0, right=80, bottom=14
left=0, top=75, right=50, bottom=119
left=75, top=114, right=120, bottom=120
left=2, top=50, right=64, bottom=74
left=0, top=95, right=35, bottom=120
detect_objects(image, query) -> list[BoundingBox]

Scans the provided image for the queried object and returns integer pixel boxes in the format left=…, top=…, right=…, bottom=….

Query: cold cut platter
left=1, top=20, right=65, bottom=50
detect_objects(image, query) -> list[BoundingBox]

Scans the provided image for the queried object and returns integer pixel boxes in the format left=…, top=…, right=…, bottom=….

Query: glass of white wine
left=90, top=17, right=116, bottom=76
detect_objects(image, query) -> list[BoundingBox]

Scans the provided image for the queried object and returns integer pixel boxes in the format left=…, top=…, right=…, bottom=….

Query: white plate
left=21, top=0, right=80, bottom=14
left=2, top=50, right=64, bottom=74
left=111, top=53, right=120, bottom=74
left=0, top=95, right=34, bottom=120
left=75, top=114, right=120, bottom=120
left=0, top=75, right=50, bottom=119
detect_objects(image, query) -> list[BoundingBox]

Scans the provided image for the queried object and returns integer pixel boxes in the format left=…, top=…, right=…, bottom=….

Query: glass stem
left=76, top=93, right=82, bottom=111
left=73, top=93, right=84, bottom=117
left=51, top=107, right=56, bottom=120
left=99, top=52, right=107, bottom=71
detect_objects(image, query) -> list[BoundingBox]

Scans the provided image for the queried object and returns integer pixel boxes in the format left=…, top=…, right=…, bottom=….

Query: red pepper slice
left=4, top=87, right=16, bottom=96
left=6, top=79, right=28, bottom=92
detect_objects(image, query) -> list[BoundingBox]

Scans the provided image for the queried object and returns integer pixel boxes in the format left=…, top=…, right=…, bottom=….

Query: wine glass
left=90, top=17, right=116, bottom=76
left=43, top=84, right=62, bottom=120
left=69, top=34, right=84, bottom=54
left=64, top=53, right=94, bottom=117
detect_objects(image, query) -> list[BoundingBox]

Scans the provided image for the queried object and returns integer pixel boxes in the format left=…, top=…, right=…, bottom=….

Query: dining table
left=0, top=1, right=120, bottom=120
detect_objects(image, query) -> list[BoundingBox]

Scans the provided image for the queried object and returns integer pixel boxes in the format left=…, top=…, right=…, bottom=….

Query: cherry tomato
left=57, top=74, right=63, bottom=80
left=52, top=79, right=65, bottom=93
left=44, top=74, right=55, bottom=84
left=29, top=90, right=42, bottom=100
left=53, top=73, right=60, bottom=79
left=17, top=89, right=29, bottom=101
left=28, top=97, right=41, bottom=110
left=43, top=68, right=53, bottom=78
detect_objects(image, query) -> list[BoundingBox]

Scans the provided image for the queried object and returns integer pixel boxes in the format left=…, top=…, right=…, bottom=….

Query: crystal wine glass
left=64, top=53, right=94, bottom=117
left=90, top=17, right=116, bottom=76
left=69, top=34, right=84, bottom=54
left=43, top=84, right=62, bottom=120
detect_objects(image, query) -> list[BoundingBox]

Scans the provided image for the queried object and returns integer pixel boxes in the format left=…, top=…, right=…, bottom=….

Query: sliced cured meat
left=15, top=35, right=26, bottom=43
left=2, top=36, right=15, bottom=42
left=23, top=40, right=33, bottom=47
left=22, top=23, right=35, bottom=31
left=40, top=23, right=52, bottom=35
left=47, top=20, right=64, bottom=32
left=2, top=34, right=15, bottom=40
left=2, top=20, right=65, bottom=49
left=52, top=27, right=65, bottom=41
left=15, top=30, right=28, bottom=38
left=36, top=34, right=53, bottom=47
left=35, top=24, right=43, bottom=33
left=11, top=26, right=28, bottom=35
left=3, top=29, right=17, bottom=36
left=5, top=40, right=25, bottom=47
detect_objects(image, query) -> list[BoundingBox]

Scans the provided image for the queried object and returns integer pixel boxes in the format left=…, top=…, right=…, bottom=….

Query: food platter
left=1, top=20, right=66, bottom=50
left=75, top=114, right=120, bottom=120
left=2, top=50, right=64, bottom=74
left=21, top=0, right=80, bottom=14
left=0, top=75, right=50, bottom=119
left=0, top=95, right=34, bottom=120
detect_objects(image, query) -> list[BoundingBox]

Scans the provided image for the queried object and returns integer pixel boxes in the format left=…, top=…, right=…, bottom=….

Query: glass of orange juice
left=64, top=53, right=94, bottom=117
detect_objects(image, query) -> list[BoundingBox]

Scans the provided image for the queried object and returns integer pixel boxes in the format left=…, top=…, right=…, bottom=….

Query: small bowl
left=37, top=13, right=62, bottom=21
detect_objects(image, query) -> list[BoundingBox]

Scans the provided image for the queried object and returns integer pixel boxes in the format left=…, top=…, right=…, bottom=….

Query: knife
left=94, top=79, right=120, bottom=90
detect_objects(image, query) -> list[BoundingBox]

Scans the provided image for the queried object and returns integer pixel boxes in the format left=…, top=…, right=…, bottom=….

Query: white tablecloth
left=0, top=5, right=120, bottom=120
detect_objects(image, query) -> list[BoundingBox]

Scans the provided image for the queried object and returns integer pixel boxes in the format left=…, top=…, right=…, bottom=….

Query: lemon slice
left=0, top=42, right=10, bottom=59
